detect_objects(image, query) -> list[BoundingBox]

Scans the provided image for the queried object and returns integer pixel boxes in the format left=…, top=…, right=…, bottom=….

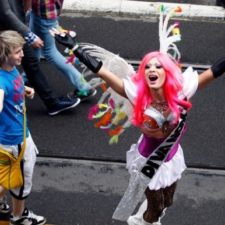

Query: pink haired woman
left=53, top=33, right=225, bottom=225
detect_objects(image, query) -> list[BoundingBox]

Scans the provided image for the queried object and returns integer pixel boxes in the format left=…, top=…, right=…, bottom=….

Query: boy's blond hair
left=0, top=30, right=25, bottom=66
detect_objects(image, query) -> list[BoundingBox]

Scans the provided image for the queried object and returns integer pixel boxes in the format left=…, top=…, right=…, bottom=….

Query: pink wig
left=132, top=51, right=191, bottom=126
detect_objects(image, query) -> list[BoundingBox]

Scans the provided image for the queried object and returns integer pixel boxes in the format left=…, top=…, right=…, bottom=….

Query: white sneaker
left=127, top=200, right=147, bottom=225
left=128, top=215, right=143, bottom=225
left=10, top=208, right=46, bottom=225
left=0, top=201, right=10, bottom=214
left=142, top=217, right=161, bottom=225
left=127, top=200, right=166, bottom=225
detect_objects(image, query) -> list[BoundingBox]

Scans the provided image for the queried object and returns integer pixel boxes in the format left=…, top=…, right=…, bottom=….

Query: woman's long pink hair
left=132, top=51, right=191, bottom=126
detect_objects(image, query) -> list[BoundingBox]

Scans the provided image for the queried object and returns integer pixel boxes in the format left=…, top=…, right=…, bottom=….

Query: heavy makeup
left=145, top=57, right=166, bottom=90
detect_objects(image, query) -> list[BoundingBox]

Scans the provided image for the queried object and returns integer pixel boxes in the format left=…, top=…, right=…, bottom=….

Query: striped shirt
left=32, top=0, right=64, bottom=19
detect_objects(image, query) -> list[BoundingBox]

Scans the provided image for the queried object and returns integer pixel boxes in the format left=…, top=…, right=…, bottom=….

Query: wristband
left=211, top=57, right=225, bottom=78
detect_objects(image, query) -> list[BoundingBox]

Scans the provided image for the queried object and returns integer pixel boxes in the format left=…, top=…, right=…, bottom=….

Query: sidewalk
left=34, top=158, right=225, bottom=225
left=63, top=0, right=225, bottom=20
left=1, top=157, right=224, bottom=225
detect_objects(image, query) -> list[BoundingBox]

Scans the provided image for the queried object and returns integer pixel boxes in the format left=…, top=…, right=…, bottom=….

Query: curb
left=63, top=0, right=225, bottom=20
left=33, top=157, right=225, bottom=193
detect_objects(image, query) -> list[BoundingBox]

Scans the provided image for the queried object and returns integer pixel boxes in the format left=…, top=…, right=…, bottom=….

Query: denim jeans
left=29, top=12, right=90, bottom=91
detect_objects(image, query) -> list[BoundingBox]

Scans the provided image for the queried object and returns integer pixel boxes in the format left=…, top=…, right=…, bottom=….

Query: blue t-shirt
left=0, top=67, right=28, bottom=145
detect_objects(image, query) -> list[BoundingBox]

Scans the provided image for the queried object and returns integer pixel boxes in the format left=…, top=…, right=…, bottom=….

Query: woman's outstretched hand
left=50, top=28, right=102, bottom=73
left=50, top=28, right=76, bottom=49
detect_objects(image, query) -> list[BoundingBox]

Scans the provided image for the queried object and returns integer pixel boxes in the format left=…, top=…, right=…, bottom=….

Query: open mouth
left=149, top=75, right=158, bottom=81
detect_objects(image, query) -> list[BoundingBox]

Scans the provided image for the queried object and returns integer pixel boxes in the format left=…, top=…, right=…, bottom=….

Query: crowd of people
left=0, top=0, right=96, bottom=117
left=0, top=1, right=225, bottom=225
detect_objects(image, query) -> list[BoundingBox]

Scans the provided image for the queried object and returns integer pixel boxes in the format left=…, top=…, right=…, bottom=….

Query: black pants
left=22, top=43, right=57, bottom=108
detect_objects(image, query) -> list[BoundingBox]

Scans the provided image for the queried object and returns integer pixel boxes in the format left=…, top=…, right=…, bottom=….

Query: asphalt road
left=27, top=14, right=225, bottom=169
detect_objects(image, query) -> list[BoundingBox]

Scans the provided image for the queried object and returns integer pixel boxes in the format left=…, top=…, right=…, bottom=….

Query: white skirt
left=126, top=136, right=187, bottom=190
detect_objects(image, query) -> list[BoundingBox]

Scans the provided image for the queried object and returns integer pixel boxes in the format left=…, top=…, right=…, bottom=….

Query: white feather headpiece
left=159, top=5, right=182, bottom=61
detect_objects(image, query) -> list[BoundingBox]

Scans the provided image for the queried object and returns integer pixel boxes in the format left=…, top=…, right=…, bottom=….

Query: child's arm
left=25, top=86, right=35, bottom=99
left=0, top=89, right=4, bottom=112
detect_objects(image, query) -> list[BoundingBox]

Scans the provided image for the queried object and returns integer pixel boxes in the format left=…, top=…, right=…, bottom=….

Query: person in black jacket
left=0, top=0, right=80, bottom=116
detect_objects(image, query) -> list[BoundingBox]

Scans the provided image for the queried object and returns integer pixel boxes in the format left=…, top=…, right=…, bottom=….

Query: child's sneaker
left=0, top=201, right=10, bottom=214
left=10, top=208, right=46, bottom=225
